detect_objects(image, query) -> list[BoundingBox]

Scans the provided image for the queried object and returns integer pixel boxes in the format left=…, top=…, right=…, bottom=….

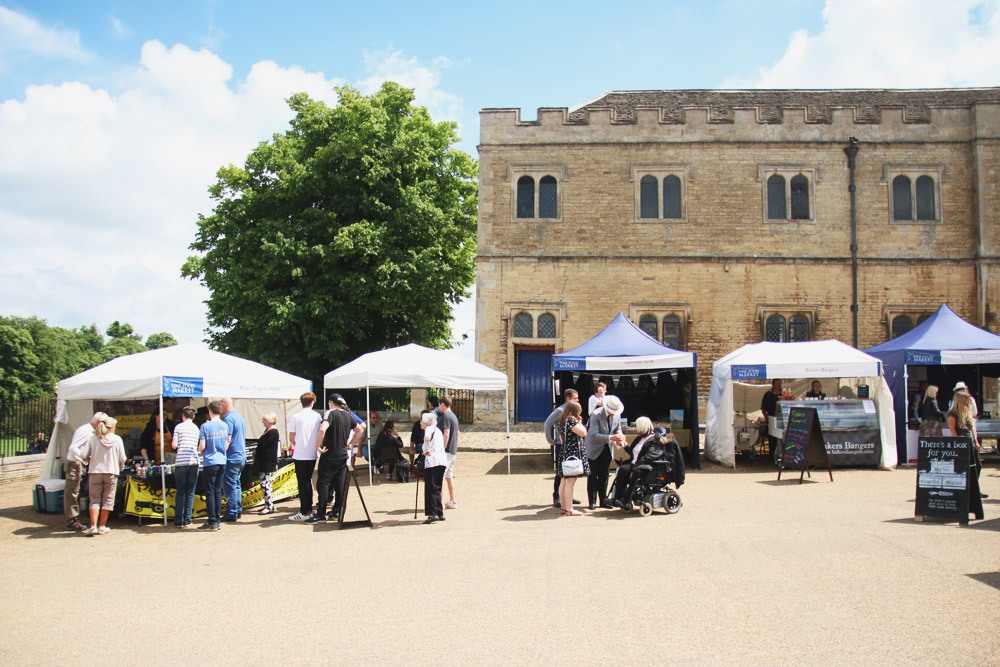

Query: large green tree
left=182, top=82, right=478, bottom=386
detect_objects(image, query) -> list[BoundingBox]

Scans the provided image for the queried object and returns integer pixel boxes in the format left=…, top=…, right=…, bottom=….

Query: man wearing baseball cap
left=308, top=394, right=362, bottom=523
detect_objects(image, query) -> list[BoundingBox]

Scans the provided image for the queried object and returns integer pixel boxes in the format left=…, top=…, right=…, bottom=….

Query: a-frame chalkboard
left=777, top=406, right=833, bottom=484
left=915, top=436, right=983, bottom=524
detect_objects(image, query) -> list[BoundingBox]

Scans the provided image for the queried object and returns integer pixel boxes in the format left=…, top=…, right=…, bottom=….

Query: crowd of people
left=544, top=384, right=682, bottom=516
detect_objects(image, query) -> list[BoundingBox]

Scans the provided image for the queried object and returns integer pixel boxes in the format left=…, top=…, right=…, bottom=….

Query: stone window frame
left=504, top=302, right=567, bottom=344
left=756, top=305, right=819, bottom=342
left=628, top=303, right=693, bottom=350
left=508, top=166, right=566, bottom=222
left=882, top=165, right=945, bottom=224
left=882, top=305, right=936, bottom=340
left=630, top=165, right=690, bottom=223
left=757, top=165, right=819, bottom=223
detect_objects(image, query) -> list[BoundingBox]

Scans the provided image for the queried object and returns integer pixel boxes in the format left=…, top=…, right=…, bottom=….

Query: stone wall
left=476, top=89, right=1000, bottom=422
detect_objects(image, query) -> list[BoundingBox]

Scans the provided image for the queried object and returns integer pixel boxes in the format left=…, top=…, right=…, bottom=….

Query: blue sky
left=1, top=0, right=998, bottom=357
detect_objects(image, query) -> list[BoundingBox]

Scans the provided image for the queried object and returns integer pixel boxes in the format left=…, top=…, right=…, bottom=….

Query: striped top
left=173, top=420, right=201, bottom=467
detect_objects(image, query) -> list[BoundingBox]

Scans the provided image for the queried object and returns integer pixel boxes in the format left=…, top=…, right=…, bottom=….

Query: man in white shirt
left=588, top=381, right=607, bottom=417
left=64, top=412, right=105, bottom=531
left=287, top=392, right=322, bottom=521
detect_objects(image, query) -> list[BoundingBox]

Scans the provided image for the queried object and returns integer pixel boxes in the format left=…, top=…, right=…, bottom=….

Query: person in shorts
left=439, top=396, right=460, bottom=509
left=83, top=415, right=127, bottom=536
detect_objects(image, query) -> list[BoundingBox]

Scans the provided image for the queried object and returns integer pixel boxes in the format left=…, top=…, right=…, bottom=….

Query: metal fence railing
left=0, top=396, right=57, bottom=457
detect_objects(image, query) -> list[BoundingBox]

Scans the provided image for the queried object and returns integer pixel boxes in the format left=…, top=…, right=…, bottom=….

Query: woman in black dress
left=255, top=412, right=280, bottom=514
left=919, top=385, right=945, bottom=437
left=557, top=401, right=589, bottom=516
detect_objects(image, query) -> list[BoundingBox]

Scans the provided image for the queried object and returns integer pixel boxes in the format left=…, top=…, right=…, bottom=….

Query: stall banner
left=162, top=376, right=204, bottom=397
left=823, top=429, right=881, bottom=466
left=124, top=463, right=298, bottom=519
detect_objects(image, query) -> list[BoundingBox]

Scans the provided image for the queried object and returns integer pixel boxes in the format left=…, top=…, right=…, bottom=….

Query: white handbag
left=561, top=455, right=584, bottom=476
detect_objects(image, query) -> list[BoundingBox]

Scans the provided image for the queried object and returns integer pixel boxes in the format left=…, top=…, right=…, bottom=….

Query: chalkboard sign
left=778, top=406, right=833, bottom=484
left=915, top=436, right=982, bottom=524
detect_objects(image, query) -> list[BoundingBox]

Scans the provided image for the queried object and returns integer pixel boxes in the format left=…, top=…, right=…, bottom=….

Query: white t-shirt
left=588, top=394, right=604, bottom=417
left=66, top=422, right=94, bottom=464
left=288, top=407, right=322, bottom=461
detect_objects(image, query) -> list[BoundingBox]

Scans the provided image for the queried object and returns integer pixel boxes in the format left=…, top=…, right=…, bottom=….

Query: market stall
left=706, top=340, right=896, bottom=469
left=323, top=343, right=510, bottom=479
left=38, top=344, right=312, bottom=524
left=866, top=304, right=1000, bottom=464
left=552, top=313, right=699, bottom=466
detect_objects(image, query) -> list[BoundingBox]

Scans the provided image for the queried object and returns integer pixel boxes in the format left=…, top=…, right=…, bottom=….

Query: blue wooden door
left=516, top=348, right=553, bottom=422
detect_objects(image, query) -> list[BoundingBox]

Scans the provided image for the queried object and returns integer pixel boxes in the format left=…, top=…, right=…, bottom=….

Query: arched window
left=513, top=312, right=533, bottom=338
left=516, top=176, right=534, bottom=219
left=915, top=175, right=935, bottom=221
left=790, top=174, right=810, bottom=220
left=892, top=175, right=912, bottom=221
left=767, top=174, right=786, bottom=220
left=765, top=314, right=786, bottom=342
left=638, top=314, right=658, bottom=339
left=789, top=315, right=810, bottom=342
left=917, top=313, right=931, bottom=325
left=662, top=314, right=683, bottom=349
left=663, top=175, right=682, bottom=219
left=538, top=175, right=558, bottom=218
left=639, top=175, right=658, bottom=219
left=537, top=313, right=557, bottom=338
left=891, top=315, right=913, bottom=339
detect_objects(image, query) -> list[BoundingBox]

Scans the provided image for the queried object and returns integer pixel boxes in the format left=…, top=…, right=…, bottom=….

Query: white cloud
left=0, top=6, right=92, bottom=70
left=359, top=48, right=463, bottom=123
left=724, top=0, right=1000, bottom=88
left=109, top=15, right=132, bottom=39
left=0, top=39, right=343, bottom=344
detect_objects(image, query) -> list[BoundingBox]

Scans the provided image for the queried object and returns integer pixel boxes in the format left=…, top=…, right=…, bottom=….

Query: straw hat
left=603, top=395, right=624, bottom=416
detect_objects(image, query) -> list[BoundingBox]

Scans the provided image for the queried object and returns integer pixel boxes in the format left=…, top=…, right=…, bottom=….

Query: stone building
left=474, top=89, right=1000, bottom=424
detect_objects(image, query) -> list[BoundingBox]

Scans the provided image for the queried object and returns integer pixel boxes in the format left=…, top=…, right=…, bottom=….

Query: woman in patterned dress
left=557, top=401, right=589, bottom=516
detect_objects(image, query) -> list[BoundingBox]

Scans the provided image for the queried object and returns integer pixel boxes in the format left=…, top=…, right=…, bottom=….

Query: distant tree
left=106, top=321, right=142, bottom=341
left=183, top=82, right=478, bottom=387
left=0, top=324, right=39, bottom=404
left=145, top=332, right=178, bottom=349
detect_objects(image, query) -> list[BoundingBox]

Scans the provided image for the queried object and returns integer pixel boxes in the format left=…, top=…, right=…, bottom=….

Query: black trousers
left=424, top=465, right=445, bottom=517
left=587, top=447, right=612, bottom=505
left=316, top=458, right=348, bottom=520
left=294, top=459, right=316, bottom=514
left=612, top=462, right=633, bottom=501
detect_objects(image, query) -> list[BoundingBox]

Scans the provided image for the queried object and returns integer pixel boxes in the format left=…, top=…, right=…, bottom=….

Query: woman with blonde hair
left=557, top=401, right=589, bottom=516
left=255, top=412, right=281, bottom=515
left=919, top=385, right=945, bottom=437
left=948, top=390, right=987, bottom=500
left=611, top=416, right=657, bottom=508
left=84, top=415, right=127, bottom=536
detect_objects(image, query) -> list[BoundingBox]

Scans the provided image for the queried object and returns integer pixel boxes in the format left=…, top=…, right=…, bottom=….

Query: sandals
left=559, top=509, right=583, bottom=516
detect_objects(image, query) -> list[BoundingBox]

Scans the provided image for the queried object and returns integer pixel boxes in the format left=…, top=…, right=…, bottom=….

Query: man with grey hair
left=64, top=412, right=105, bottom=531
left=219, top=397, right=247, bottom=523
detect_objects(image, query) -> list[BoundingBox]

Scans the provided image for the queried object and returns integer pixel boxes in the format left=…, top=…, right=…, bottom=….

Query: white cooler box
left=33, top=479, right=66, bottom=513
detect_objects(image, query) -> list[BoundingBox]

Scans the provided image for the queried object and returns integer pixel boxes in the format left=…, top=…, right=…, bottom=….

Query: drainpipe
left=844, top=137, right=860, bottom=348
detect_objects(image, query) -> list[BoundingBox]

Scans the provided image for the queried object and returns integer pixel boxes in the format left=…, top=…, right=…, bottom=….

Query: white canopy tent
left=40, top=344, right=312, bottom=524
left=323, top=343, right=511, bottom=478
left=705, top=340, right=897, bottom=469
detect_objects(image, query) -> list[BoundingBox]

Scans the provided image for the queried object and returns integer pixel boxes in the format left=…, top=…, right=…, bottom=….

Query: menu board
left=915, top=437, right=971, bottom=521
left=778, top=406, right=833, bottom=483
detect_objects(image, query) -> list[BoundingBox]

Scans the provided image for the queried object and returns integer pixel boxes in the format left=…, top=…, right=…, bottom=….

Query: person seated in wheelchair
left=611, top=419, right=684, bottom=509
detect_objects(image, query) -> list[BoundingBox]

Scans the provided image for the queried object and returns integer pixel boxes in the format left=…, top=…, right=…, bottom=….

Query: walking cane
left=413, top=463, right=420, bottom=520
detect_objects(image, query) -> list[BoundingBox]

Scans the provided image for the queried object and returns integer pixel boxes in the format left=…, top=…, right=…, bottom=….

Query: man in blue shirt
left=220, top=396, right=246, bottom=522
left=198, top=400, right=229, bottom=531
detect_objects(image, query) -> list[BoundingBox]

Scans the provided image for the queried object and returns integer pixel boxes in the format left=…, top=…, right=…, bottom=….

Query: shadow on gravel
left=966, top=571, right=1000, bottom=591
left=486, top=454, right=553, bottom=475
left=882, top=516, right=1000, bottom=531
left=498, top=504, right=561, bottom=522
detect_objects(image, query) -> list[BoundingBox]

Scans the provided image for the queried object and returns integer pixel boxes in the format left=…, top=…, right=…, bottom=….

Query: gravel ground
left=0, top=453, right=998, bottom=666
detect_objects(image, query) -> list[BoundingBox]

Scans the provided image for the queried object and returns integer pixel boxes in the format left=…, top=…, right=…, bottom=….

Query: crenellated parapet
left=480, top=88, right=1000, bottom=144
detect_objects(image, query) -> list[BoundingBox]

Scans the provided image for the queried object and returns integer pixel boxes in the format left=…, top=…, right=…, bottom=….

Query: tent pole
left=159, top=386, right=167, bottom=527
left=506, top=388, right=511, bottom=475
left=367, top=386, right=372, bottom=487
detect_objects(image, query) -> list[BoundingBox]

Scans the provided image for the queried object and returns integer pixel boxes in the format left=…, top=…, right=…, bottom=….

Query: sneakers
left=98, top=526, right=111, bottom=535
left=83, top=525, right=98, bottom=536
left=259, top=507, right=274, bottom=515
left=67, top=519, right=87, bottom=531
left=289, top=512, right=312, bottom=521
left=304, top=514, right=326, bottom=524
left=444, top=501, right=458, bottom=510
left=220, top=515, right=238, bottom=523
left=197, top=523, right=220, bottom=531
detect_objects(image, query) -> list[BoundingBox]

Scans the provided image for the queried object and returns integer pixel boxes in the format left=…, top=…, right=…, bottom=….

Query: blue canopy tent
left=552, top=313, right=699, bottom=466
left=866, top=304, right=1000, bottom=463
